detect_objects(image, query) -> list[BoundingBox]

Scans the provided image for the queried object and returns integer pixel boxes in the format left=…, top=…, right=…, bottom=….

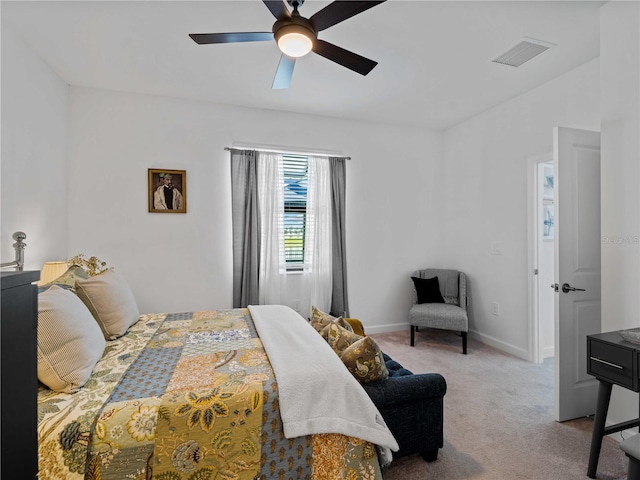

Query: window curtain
left=257, top=152, right=288, bottom=305
left=230, top=149, right=260, bottom=308
left=329, top=157, right=350, bottom=317
left=299, top=156, right=333, bottom=316
left=230, top=150, right=348, bottom=318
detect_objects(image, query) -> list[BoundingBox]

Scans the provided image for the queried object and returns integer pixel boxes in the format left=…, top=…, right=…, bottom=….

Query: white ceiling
left=1, top=0, right=603, bottom=130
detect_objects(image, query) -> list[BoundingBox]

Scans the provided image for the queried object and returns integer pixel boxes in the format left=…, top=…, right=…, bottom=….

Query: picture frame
left=148, top=169, right=187, bottom=213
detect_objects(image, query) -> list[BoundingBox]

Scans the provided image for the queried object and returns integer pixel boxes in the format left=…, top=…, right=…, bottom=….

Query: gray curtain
left=230, top=149, right=260, bottom=307
left=329, top=157, right=350, bottom=317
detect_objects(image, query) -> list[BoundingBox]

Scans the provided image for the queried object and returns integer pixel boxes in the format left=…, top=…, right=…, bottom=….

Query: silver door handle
left=562, top=283, right=585, bottom=293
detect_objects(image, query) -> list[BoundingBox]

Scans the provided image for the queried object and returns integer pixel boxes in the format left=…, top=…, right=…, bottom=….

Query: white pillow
left=75, top=269, right=140, bottom=340
left=37, top=286, right=106, bottom=393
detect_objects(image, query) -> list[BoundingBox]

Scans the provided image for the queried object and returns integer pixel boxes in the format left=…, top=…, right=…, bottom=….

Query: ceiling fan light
left=278, top=32, right=313, bottom=57
left=274, top=22, right=314, bottom=57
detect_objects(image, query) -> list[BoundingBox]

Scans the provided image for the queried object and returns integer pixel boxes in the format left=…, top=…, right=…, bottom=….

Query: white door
left=554, top=127, right=601, bottom=422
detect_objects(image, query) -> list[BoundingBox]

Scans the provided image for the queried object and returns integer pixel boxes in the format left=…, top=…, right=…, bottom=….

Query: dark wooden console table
left=587, top=330, right=640, bottom=478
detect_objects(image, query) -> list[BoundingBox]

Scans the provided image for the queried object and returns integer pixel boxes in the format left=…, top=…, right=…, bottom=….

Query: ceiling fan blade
left=309, top=1, right=386, bottom=32
left=312, top=39, right=378, bottom=76
left=272, top=54, right=296, bottom=89
left=263, top=0, right=291, bottom=21
left=189, top=32, right=274, bottom=44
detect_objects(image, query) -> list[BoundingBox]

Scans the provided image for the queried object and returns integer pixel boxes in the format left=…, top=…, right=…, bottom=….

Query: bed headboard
left=0, top=232, right=27, bottom=271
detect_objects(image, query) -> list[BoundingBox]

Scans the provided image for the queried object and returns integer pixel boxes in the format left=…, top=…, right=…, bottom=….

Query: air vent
left=492, top=37, right=555, bottom=67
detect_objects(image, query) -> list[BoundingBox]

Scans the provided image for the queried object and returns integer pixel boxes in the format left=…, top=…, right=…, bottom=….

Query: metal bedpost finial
left=13, top=231, right=26, bottom=271
left=13, top=231, right=27, bottom=245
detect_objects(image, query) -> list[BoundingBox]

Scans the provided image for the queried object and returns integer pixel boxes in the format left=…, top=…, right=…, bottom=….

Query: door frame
left=527, top=152, right=553, bottom=364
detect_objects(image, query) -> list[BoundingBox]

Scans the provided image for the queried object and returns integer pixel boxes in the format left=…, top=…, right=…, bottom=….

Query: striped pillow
left=37, top=286, right=106, bottom=393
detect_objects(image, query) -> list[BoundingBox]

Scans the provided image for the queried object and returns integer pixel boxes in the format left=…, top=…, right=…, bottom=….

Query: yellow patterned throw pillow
left=340, top=336, right=389, bottom=384
left=334, top=316, right=355, bottom=332
left=310, top=306, right=354, bottom=333
left=323, top=323, right=363, bottom=355
left=344, top=318, right=365, bottom=336
left=310, top=305, right=335, bottom=332
left=312, top=307, right=386, bottom=384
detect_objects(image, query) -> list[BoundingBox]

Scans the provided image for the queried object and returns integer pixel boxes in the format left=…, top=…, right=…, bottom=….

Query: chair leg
left=422, top=449, right=438, bottom=462
left=410, top=325, right=415, bottom=346
left=462, top=331, right=468, bottom=354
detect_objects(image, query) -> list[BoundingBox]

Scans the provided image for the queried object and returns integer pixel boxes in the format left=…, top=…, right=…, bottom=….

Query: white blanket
left=249, top=304, right=399, bottom=453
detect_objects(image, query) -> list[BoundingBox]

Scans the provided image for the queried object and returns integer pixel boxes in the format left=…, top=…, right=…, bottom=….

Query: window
left=282, top=155, right=308, bottom=269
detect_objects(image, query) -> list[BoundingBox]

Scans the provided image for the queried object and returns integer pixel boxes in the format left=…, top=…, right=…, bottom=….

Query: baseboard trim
left=541, top=345, right=555, bottom=359
left=469, top=330, right=529, bottom=360
left=365, top=323, right=410, bottom=335
left=365, top=323, right=530, bottom=360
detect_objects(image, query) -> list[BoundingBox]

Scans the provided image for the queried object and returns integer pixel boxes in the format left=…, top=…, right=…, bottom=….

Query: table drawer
left=589, top=340, right=634, bottom=388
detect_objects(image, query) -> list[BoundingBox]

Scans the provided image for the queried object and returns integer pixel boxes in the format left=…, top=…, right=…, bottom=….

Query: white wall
left=599, top=0, right=640, bottom=427
left=1, top=24, right=69, bottom=270
left=67, top=87, right=443, bottom=329
left=3, top=7, right=626, bottom=360
left=442, top=58, right=601, bottom=358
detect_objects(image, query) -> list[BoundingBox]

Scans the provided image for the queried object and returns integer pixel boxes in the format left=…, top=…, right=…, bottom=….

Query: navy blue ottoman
left=362, top=353, right=447, bottom=462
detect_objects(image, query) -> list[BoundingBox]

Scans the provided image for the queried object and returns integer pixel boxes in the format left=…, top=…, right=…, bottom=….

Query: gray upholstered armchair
left=409, top=268, right=469, bottom=354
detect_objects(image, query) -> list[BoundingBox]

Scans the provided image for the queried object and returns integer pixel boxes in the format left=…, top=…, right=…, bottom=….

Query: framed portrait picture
left=148, top=169, right=186, bottom=213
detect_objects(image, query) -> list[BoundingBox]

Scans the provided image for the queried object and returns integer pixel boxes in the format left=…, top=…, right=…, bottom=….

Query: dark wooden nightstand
left=587, top=331, right=640, bottom=478
left=1, top=271, right=40, bottom=479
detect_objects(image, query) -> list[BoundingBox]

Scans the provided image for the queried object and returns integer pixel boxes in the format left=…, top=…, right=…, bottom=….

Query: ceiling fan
left=189, top=0, right=386, bottom=89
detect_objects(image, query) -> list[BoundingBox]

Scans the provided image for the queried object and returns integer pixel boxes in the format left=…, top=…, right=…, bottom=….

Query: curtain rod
left=224, top=147, right=350, bottom=160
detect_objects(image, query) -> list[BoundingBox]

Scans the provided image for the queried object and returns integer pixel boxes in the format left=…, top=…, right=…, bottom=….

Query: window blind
left=283, top=155, right=308, bottom=266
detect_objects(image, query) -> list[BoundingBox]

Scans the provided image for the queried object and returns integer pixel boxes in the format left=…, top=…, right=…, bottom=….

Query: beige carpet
left=370, top=329, right=629, bottom=480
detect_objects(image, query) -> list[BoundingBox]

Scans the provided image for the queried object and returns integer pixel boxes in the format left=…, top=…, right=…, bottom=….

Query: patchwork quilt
left=37, top=309, right=383, bottom=480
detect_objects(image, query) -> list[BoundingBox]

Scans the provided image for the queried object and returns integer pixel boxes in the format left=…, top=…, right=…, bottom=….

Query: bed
left=37, top=280, right=397, bottom=480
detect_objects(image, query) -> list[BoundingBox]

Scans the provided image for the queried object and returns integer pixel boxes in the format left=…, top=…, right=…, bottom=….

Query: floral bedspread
left=38, top=309, right=383, bottom=480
